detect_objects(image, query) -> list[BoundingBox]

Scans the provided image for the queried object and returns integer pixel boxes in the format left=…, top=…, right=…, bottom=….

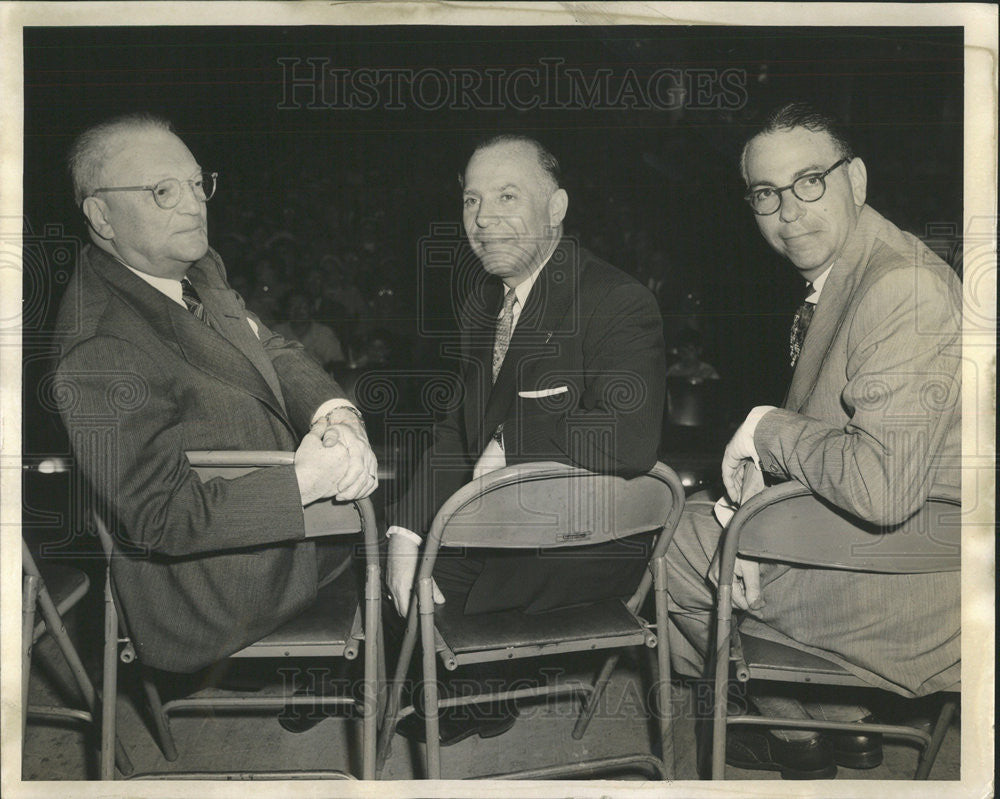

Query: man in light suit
left=385, top=135, right=667, bottom=743
left=55, top=114, right=378, bottom=679
left=665, top=103, right=961, bottom=778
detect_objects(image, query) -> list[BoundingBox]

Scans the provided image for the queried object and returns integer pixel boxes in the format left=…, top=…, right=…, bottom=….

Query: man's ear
left=548, top=188, right=568, bottom=227
left=847, top=158, right=867, bottom=208
left=81, top=196, right=115, bottom=240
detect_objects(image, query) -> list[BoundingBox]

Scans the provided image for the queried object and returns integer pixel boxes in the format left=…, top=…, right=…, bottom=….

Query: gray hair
left=740, top=102, right=855, bottom=184
left=68, top=112, right=174, bottom=205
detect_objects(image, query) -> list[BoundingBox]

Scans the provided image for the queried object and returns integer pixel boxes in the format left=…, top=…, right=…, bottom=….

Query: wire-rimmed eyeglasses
left=744, top=158, right=850, bottom=216
left=89, top=170, right=218, bottom=210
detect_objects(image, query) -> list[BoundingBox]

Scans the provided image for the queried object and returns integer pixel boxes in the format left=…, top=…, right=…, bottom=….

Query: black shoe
left=277, top=682, right=359, bottom=734
left=726, top=727, right=838, bottom=780
left=395, top=703, right=518, bottom=746
left=826, top=716, right=883, bottom=769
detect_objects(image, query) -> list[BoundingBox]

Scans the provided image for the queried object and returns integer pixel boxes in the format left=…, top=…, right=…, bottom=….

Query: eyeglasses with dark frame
left=89, top=170, right=218, bottom=210
left=744, top=158, right=850, bottom=216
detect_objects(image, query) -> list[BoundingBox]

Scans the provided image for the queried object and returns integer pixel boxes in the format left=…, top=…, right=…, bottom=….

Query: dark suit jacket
left=391, top=241, right=667, bottom=612
left=55, top=245, right=345, bottom=672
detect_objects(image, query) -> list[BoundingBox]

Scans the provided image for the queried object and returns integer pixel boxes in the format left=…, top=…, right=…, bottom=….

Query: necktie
left=181, top=278, right=208, bottom=324
left=492, top=289, right=518, bottom=383
left=789, top=287, right=815, bottom=369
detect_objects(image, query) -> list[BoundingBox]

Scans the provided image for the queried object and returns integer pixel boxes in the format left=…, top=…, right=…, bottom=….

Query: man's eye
left=500, top=193, right=515, bottom=202
left=753, top=188, right=774, bottom=202
left=155, top=185, right=172, bottom=197
left=798, top=175, right=822, bottom=188
left=463, top=197, right=478, bottom=208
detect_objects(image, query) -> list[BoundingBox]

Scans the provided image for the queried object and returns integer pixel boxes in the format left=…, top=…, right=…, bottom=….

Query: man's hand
left=709, top=549, right=765, bottom=612
left=310, top=412, right=378, bottom=501
left=387, top=533, right=445, bottom=617
left=721, top=406, right=775, bottom=501
left=294, top=431, right=351, bottom=506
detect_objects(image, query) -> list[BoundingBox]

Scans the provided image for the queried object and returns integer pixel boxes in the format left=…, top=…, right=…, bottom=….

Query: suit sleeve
left=753, top=266, right=961, bottom=525
left=503, top=281, right=667, bottom=477
left=57, top=335, right=308, bottom=557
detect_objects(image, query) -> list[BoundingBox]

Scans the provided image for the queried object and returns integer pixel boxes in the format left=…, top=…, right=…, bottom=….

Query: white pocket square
left=518, top=386, right=569, bottom=399
left=247, top=318, right=261, bottom=339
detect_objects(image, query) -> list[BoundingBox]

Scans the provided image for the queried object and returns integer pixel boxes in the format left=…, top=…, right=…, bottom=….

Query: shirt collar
left=116, top=256, right=187, bottom=308
left=502, top=248, right=555, bottom=316
left=805, top=263, right=835, bottom=305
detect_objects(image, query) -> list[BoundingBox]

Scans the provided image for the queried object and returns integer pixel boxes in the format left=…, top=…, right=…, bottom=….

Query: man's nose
left=777, top=188, right=805, bottom=223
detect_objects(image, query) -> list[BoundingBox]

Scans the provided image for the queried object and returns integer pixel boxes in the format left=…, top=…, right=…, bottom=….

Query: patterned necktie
left=789, top=286, right=815, bottom=369
left=492, top=289, right=518, bottom=383
left=181, top=278, right=208, bottom=324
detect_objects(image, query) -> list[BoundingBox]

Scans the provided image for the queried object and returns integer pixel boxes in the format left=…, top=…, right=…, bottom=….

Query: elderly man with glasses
left=664, top=103, right=961, bottom=779
left=54, top=113, right=377, bottom=690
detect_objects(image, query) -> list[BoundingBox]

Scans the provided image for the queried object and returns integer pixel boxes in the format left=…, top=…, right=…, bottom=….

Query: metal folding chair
left=94, top=450, right=383, bottom=780
left=22, top=540, right=134, bottom=777
left=711, top=482, right=961, bottom=779
left=377, top=461, right=685, bottom=780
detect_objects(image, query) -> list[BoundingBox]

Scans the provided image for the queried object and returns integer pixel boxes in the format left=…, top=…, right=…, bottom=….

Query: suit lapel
left=785, top=207, right=877, bottom=411
left=89, top=248, right=291, bottom=425
left=185, top=259, right=288, bottom=412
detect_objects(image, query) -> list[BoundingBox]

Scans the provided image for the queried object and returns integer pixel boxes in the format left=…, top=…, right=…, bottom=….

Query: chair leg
left=572, top=653, right=619, bottom=740
left=417, top=578, right=441, bottom=779
left=652, top=556, right=674, bottom=779
left=376, top=600, right=420, bottom=774
left=361, top=563, right=380, bottom=780
left=141, top=671, right=178, bottom=762
left=914, top=695, right=958, bottom=779
left=100, top=575, right=135, bottom=778
left=22, top=574, right=41, bottom=746
left=710, top=586, right=734, bottom=779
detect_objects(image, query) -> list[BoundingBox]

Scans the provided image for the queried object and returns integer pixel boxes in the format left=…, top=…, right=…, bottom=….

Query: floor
left=21, top=606, right=960, bottom=785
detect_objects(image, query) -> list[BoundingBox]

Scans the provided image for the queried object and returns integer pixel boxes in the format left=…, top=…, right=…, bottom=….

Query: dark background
left=21, top=24, right=964, bottom=486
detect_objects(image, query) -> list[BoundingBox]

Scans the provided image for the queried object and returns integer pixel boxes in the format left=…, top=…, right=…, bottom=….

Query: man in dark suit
left=665, top=104, right=961, bottom=778
left=55, top=113, right=378, bottom=677
left=385, top=134, right=667, bottom=743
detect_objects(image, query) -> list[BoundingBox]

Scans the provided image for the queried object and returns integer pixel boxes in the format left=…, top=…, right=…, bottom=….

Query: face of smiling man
left=744, top=126, right=868, bottom=283
left=82, top=127, right=209, bottom=280
left=462, top=140, right=568, bottom=288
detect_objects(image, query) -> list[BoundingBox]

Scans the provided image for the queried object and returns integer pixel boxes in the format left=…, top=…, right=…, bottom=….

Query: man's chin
left=477, top=249, right=533, bottom=281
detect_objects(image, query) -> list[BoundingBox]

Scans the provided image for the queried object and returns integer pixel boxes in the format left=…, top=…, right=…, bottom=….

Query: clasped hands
left=294, top=410, right=378, bottom=505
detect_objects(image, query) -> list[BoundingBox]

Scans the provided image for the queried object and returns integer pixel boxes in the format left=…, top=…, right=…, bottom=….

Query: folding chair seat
left=377, top=461, right=685, bottom=780
left=710, top=482, right=961, bottom=780
left=95, top=450, right=383, bottom=780
left=22, top=540, right=133, bottom=777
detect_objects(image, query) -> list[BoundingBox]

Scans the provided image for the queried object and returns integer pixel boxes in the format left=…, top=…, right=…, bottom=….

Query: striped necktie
left=181, top=278, right=208, bottom=324
left=492, top=289, right=518, bottom=383
left=789, top=286, right=815, bottom=369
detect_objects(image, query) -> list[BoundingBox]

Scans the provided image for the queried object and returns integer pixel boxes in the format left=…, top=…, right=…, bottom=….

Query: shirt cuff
left=386, top=525, right=423, bottom=545
left=311, top=398, right=359, bottom=427
left=745, top=405, right=778, bottom=467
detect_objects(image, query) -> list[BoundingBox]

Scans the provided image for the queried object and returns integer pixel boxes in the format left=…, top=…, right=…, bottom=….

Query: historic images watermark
left=278, top=57, right=748, bottom=112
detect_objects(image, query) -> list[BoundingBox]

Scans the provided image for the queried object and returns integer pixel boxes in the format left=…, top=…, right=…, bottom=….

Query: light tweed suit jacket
left=739, top=205, right=962, bottom=696
left=56, top=245, right=346, bottom=672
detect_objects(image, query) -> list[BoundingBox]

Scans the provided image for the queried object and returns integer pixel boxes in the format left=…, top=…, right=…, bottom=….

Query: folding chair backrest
left=733, top=483, right=961, bottom=573
left=430, top=461, right=680, bottom=551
